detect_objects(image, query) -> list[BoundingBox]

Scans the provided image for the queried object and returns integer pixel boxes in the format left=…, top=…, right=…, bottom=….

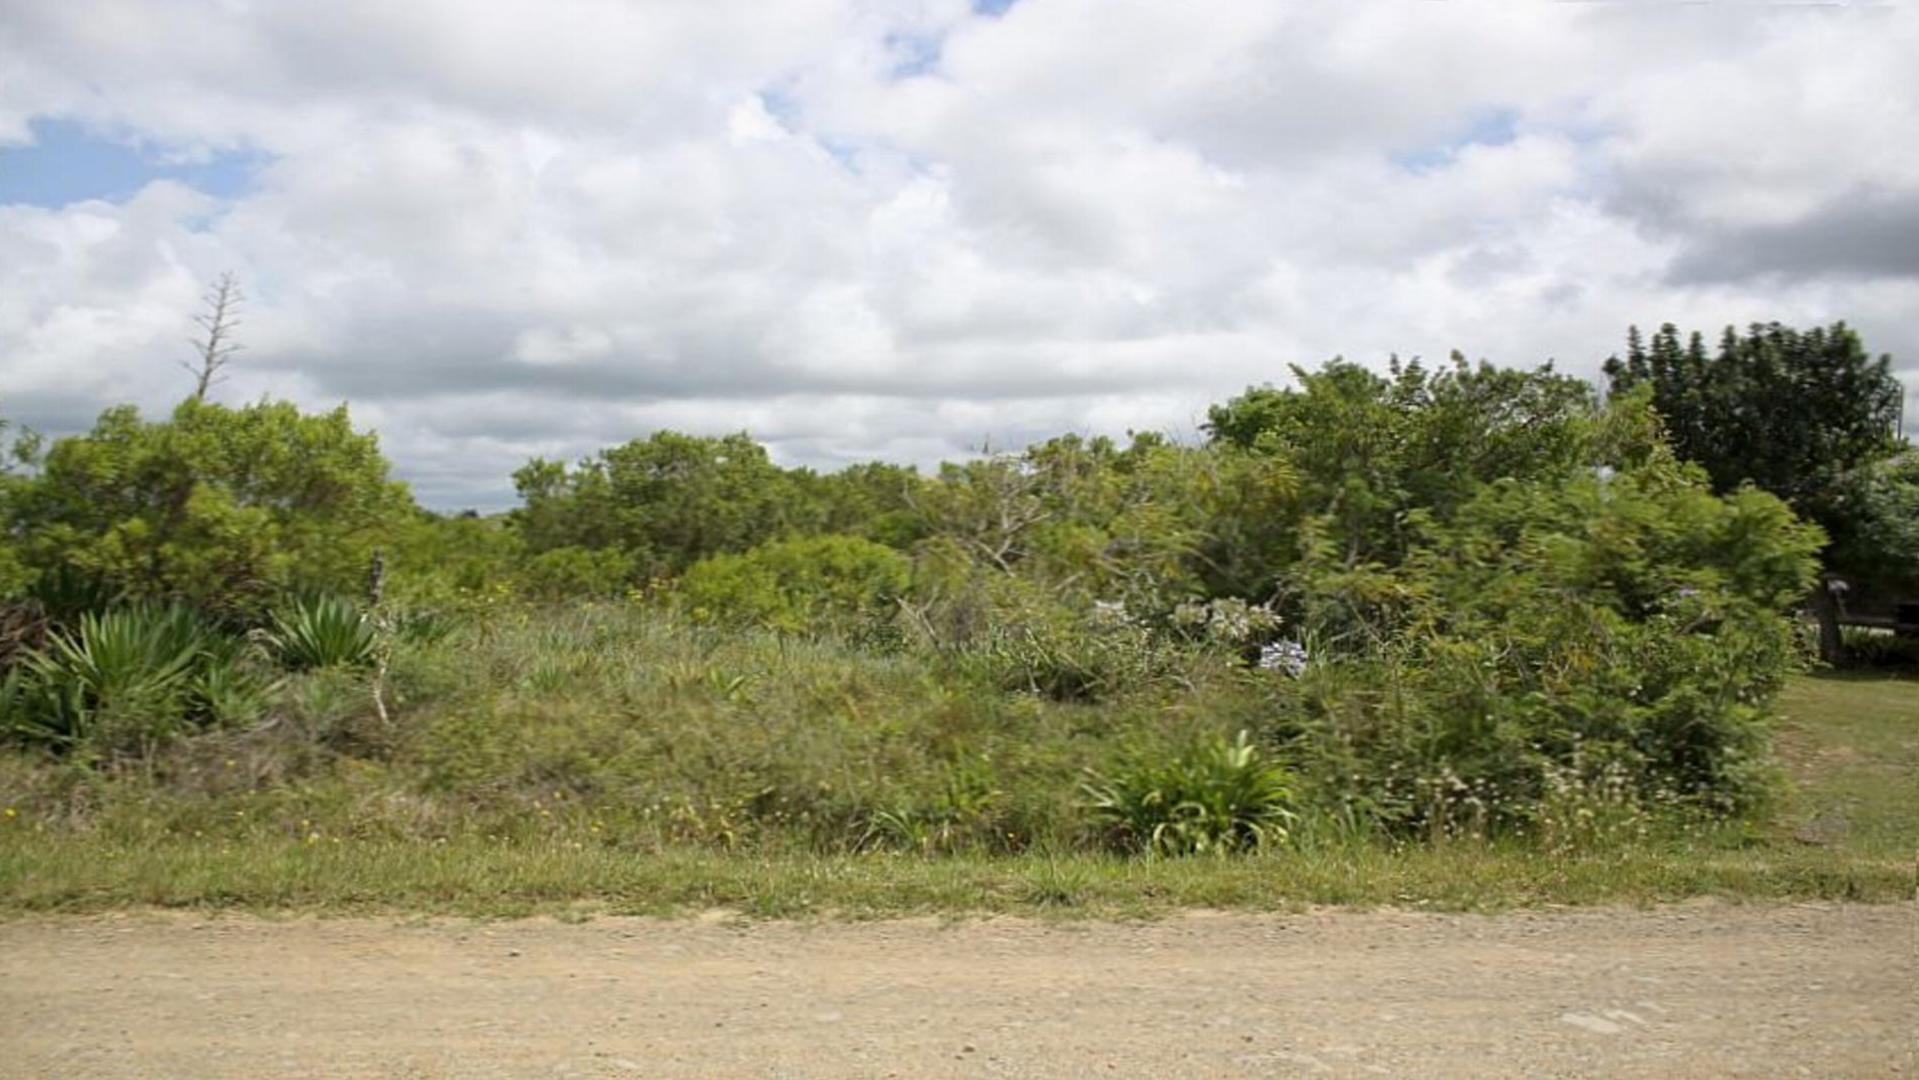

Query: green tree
left=1207, top=356, right=1636, bottom=570
left=1603, top=321, right=1907, bottom=658
left=5, top=399, right=411, bottom=617
left=1604, top=322, right=1901, bottom=504
left=512, top=431, right=813, bottom=579
left=808, top=461, right=926, bottom=548
left=1822, top=451, right=1919, bottom=601
left=387, top=508, right=524, bottom=601
left=0, top=413, right=39, bottom=600
left=908, top=433, right=1234, bottom=613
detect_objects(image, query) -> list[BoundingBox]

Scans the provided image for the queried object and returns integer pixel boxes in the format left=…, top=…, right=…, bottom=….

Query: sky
left=1, top=0, right=1915, bottom=509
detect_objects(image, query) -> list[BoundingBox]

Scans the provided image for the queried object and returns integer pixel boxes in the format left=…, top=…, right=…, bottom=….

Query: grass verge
left=0, top=835, right=1910, bottom=919
left=1, top=673, right=1912, bottom=918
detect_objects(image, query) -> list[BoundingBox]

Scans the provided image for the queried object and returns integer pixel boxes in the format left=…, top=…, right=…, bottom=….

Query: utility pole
left=184, top=272, right=243, bottom=401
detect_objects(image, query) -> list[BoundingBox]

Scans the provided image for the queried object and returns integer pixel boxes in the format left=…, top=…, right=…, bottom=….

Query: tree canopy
left=1602, top=321, right=1912, bottom=655
left=2, top=399, right=410, bottom=616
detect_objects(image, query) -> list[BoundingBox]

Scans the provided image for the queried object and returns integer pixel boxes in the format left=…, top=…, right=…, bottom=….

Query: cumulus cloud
left=0, top=0, right=1915, bottom=507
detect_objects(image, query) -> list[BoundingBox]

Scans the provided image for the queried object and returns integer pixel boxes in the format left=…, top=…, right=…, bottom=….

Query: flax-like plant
left=1084, top=730, right=1297, bottom=855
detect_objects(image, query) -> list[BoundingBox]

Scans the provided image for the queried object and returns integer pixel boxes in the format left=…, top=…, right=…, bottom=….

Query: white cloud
left=0, top=0, right=1914, bottom=506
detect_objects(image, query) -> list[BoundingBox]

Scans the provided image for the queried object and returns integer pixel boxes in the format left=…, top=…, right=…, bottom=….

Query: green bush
left=517, top=546, right=634, bottom=601
left=972, top=597, right=1193, bottom=702
left=1269, top=464, right=1822, bottom=833
left=1084, top=730, right=1297, bottom=855
left=2, top=399, right=410, bottom=618
left=1837, top=627, right=1919, bottom=670
left=678, top=534, right=909, bottom=634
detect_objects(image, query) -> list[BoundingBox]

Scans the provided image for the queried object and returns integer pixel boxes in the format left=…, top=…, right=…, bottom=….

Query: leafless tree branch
left=184, top=272, right=243, bottom=401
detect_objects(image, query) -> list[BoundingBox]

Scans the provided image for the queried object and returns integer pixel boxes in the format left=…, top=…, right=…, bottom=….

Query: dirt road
left=2, top=904, right=1913, bottom=1078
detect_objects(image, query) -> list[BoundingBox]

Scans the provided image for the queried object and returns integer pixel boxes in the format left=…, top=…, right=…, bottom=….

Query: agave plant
left=262, top=593, right=379, bottom=671
left=1083, top=730, right=1297, bottom=856
left=7, top=605, right=211, bottom=750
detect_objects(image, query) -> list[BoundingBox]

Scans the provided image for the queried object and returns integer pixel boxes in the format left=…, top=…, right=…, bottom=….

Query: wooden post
left=1811, top=574, right=1845, bottom=667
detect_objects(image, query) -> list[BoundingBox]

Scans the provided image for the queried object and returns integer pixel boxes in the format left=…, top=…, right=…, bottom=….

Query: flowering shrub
left=1257, top=640, right=1309, bottom=677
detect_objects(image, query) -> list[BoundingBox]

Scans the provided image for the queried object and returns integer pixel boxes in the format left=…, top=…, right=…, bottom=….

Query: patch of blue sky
left=885, top=31, right=943, bottom=79
left=973, top=0, right=1019, bottom=16
left=817, top=136, right=864, bottom=170
left=748, top=85, right=869, bottom=172
left=1390, top=107, right=1520, bottom=174
left=0, top=118, right=266, bottom=209
left=758, top=84, right=803, bottom=129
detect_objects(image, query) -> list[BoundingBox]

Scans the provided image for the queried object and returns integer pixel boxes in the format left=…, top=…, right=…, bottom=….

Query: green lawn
left=1772, top=672, right=1919, bottom=859
left=1, top=673, right=1912, bottom=918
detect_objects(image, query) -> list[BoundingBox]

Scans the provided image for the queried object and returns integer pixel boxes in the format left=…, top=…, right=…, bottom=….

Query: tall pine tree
left=1604, top=321, right=1908, bottom=659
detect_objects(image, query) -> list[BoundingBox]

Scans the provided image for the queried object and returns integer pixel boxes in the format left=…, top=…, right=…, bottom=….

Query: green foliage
left=1835, top=628, right=1919, bottom=671
left=1084, top=731, right=1297, bottom=855
left=518, top=546, right=635, bottom=601
left=678, top=534, right=910, bottom=633
left=263, top=594, right=378, bottom=671
left=806, top=461, right=926, bottom=548
left=908, top=433, right=1234, bottom=611
left=1822, top=451, right=1919, bottom=595
left=1602, top=321, right=1908, bottom=661
left=3, top=399, right=410, bottom=617
left=0, top=605, right=268, bottom=757
left=0, top=347, right=1846, bottom=851
left=970, top=590, right=1193, bottom=702
left=1206, top=356, right=1619, bottom=568
left=387, top=510, right=523, bottom=603
left=513, top=431, right=815, bottom=578
left=0, top=413, right=39, bottom=602
left=1272, top=463, right=1823, bottom=831
left=1603, top=321, right=1902, bottom=508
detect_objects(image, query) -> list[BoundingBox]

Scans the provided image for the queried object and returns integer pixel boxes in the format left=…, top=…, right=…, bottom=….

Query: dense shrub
left=1837, top=628, right=1919, bottom=671
left=678, top=535, right=910, bottom=633
left=0, top=350, right=1853, bottom=851
left=971, top=593, right=1196, bottom=702
left=512, top=431, right=817, bottom=578
left=517, top=546, right=635, bottom=600
left=1267, top=464, right=1822, bottom=831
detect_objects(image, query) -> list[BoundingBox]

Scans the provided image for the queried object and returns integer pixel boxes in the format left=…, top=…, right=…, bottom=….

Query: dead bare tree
left=184, top=272, right=243, bottom=401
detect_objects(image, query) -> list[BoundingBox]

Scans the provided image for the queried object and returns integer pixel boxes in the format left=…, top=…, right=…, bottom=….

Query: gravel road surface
left=2, top=904, right=1913, bottom=1078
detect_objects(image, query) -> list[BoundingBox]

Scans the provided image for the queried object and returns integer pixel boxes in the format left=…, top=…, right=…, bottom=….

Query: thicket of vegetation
left=1, top=321, right=1912, bottom=863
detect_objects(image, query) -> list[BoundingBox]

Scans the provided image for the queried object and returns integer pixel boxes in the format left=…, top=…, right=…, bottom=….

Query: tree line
left=0, top=320, right=1909, bottom=647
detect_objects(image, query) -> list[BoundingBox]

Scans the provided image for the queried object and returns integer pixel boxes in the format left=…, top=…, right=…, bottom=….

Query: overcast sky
left=2, top=0, right=1915, bottom=508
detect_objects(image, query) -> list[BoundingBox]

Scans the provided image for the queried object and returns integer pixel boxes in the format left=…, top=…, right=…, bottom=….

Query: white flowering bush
left=1257, top=639, right=1309, bottom=677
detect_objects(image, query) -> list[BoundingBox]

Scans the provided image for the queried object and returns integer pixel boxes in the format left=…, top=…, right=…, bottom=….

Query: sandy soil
left=1, top=903, right=1913, bottom=1078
